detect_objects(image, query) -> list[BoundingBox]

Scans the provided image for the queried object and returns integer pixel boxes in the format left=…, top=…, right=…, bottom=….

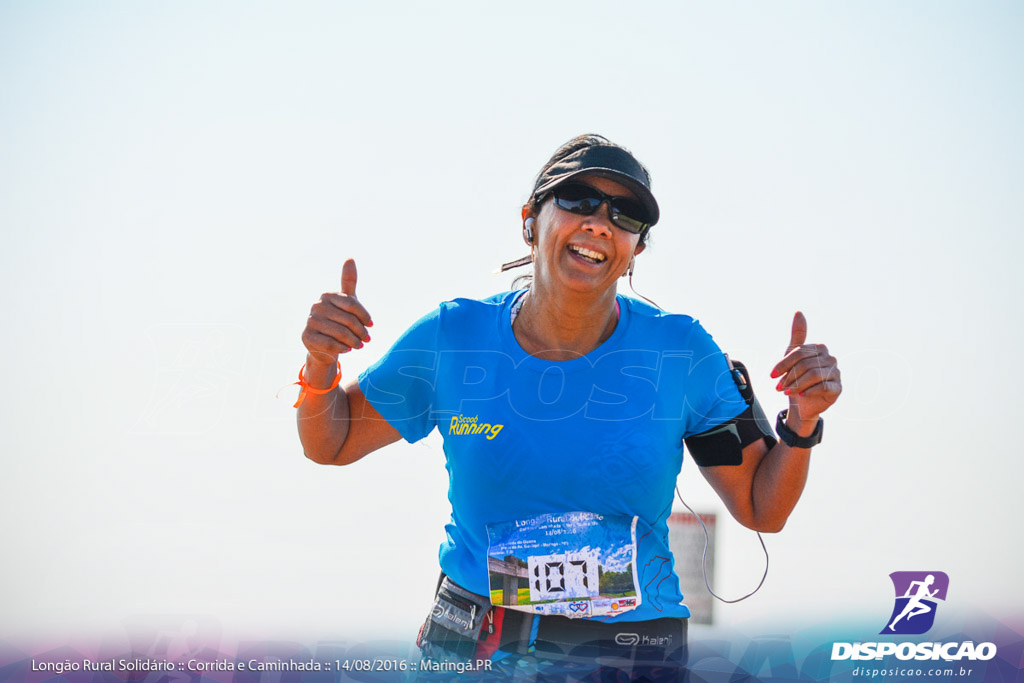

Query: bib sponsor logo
left=448, top=414, right=503, bottom=440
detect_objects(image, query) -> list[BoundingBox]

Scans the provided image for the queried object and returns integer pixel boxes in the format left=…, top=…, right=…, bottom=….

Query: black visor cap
left=532, top=144, right=659, bottom=227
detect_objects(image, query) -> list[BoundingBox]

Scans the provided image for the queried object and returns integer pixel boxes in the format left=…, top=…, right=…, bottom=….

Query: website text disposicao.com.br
left=852, top=664, right=977, bottom=678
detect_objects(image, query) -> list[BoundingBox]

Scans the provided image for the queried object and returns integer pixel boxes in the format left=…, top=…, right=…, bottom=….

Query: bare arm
left=699, top=424, right=813, bottom=533
left=297, top=368, right=401, bottom=465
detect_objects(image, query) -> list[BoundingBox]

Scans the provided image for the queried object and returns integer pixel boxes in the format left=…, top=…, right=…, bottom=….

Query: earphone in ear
left=524, top=217, right=536, bottom=244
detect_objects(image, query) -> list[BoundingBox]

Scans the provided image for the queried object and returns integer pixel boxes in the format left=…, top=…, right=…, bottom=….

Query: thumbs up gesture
left=770, top=312, right=842, bottom=428
left=301, top=259, right=374, bottom=370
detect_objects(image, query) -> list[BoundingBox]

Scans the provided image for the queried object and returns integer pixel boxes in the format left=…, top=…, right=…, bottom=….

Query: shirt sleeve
left=680, top=320, right=748, bottom=438
left=357, top=307, right=441, bottom=444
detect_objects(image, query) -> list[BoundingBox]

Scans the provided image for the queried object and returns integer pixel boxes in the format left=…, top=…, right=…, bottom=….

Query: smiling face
left=526, top=175, right=646, bottom=298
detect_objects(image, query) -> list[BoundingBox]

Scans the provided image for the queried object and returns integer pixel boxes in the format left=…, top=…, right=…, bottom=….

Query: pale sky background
left=2, top=1, right=1022, bottom=647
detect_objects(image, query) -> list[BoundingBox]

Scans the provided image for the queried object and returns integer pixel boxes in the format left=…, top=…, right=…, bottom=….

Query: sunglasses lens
left=552, top=185, right=601, bottom=215
left=610, top=214, right=647, bottom=234
left=550, top=184, right=650, bottom=234
left=608, top=200, right=648, bottom=234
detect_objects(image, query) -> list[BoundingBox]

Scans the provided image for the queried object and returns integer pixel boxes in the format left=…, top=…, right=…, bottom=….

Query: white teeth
left=569, top=244, right=606, bottom=262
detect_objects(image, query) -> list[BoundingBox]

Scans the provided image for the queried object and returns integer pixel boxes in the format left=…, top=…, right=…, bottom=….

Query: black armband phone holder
left=684, top=358, right=778, bottom=467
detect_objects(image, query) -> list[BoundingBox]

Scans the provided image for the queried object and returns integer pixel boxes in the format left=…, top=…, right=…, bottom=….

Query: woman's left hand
left=770, top=311, right=842, bottom=425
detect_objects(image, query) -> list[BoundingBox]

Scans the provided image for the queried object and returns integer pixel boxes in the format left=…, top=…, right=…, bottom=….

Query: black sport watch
left=775, top=409, right=823, bottom=449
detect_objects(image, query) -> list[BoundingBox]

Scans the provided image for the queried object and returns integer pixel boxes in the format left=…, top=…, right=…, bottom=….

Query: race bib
left=485, top=511, right=641, bottom=619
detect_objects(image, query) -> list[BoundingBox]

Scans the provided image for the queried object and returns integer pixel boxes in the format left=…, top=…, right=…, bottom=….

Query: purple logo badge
left=880, top=571, right=949, bottom=635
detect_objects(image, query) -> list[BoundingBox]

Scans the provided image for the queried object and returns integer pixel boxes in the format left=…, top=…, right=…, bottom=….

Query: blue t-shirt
left=358, top=291, right=746, bottom=622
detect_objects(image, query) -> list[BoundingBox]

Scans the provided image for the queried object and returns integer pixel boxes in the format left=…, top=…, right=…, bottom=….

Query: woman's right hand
left=297, top=259, right=398, bottom=465
left=301, top=258, right=374, bottom=370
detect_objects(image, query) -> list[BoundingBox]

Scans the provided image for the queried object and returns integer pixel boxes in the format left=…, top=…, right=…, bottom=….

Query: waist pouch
left=418, top=575, right=686, bottom=665
left=418, top=576, right=497, bottom=661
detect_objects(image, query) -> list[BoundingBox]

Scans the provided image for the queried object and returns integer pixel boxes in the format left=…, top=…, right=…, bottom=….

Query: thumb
left=786, top=311, right=807, bottom=353
left=341, top=258, right=357, bottom=297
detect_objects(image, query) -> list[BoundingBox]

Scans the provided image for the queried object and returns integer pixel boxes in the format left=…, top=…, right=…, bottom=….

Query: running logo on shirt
left=880, top=571, right=949, bottom=635
left=448, top=414, right=504, bottom=440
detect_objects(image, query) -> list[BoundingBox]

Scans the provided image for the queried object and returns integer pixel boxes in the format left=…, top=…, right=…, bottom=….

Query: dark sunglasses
left=541, top=183, right=651, bottom=234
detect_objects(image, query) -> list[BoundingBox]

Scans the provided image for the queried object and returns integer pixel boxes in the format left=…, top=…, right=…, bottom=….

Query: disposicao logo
left=881, top=571, right=948, bottom=635
left=831, top=571, right=997, bottom=663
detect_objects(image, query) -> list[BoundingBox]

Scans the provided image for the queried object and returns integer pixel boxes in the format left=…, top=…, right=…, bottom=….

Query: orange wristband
left=293, top=361, right=342, bottom=408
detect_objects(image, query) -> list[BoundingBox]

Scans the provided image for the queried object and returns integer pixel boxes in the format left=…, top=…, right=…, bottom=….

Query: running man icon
left=881, top=571, right=950, bottom=635
left=889, top=575, right=938, bottom=629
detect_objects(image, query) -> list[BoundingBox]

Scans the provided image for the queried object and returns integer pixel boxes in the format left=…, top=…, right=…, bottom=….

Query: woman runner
left=296, top=134, right=842, bottom=681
